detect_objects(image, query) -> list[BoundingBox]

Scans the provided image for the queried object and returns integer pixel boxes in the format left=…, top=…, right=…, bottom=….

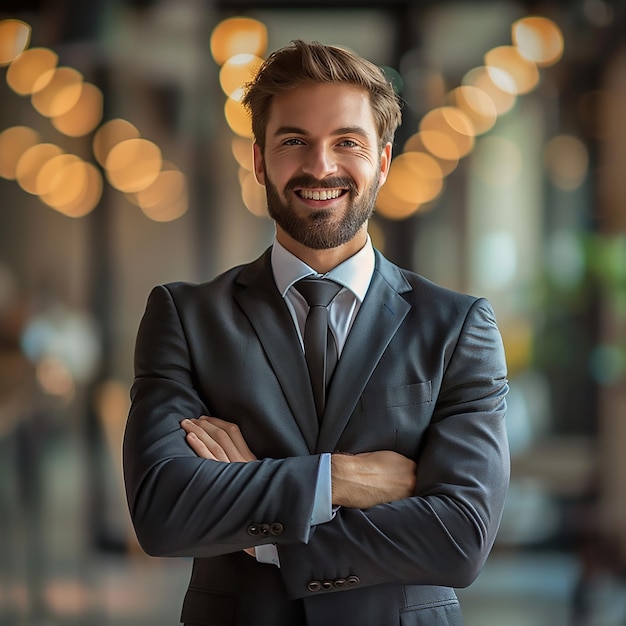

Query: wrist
left=330, top=453, right=354, bottom=507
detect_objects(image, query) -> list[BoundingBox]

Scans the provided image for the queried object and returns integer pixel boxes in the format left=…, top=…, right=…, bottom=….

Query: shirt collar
left=271, top=235, right=375, bottom=303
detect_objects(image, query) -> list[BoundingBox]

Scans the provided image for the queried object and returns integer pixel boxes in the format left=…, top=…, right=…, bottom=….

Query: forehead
left=266, top=82, right=378, bottom=137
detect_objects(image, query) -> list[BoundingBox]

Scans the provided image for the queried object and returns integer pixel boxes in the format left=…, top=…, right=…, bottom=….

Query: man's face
left=253, top=82, right=391, bottom=251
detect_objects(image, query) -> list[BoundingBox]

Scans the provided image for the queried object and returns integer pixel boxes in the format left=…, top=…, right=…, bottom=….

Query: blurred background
left=0, top=0, right=625, bottom=624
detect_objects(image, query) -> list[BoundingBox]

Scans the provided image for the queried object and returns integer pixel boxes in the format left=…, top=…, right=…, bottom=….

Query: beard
left=264, top=171, right=380, bottom=250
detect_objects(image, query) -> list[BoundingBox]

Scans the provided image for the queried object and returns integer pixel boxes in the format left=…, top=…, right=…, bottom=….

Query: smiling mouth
left=296, top=188, right=347, bottom=201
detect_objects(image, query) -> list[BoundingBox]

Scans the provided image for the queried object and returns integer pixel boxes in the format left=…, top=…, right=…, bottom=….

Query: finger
left=185, top=431, right=219, bottom=460
left=199, top=417, right=257, bottom=462
left=181, top=419, right=231, bottom=462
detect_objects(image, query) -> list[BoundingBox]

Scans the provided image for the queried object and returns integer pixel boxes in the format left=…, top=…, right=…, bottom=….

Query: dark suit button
left=247, top=524, right=260, bottom=536
left=346, top=575, right=360, bottom=586
left=270, top=522, right=284, bottom=536
left=334, top=578, right=346, bottom=587
left=259, top=523, right=270, bottom=536
left=307, top=580, right=322, bottom=592
left=321, top=580, right=333, bottom=590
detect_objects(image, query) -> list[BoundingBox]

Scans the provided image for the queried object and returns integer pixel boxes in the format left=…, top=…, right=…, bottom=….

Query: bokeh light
left=210, top=17, right=268, bottom=66
left=92, top=118, right=140, bottom=167
left=375, top=177, right=421, bottom=220
left=484, top=46, right=540, bottom=95
left=5, top=47, right=58, bottom=95
left=403, top=132, right=458, bottom=176
left=0, top=19, right=31, bottom=65
left=231, top=137, right=254, bottom=171
left=384, top=151, right=444, bottom=204
left=219, top=53, right=264, bottom=97
left=513, top=16, right=564, bottom=67
left=31, top=67, right=84, bottom=117
left=445, top=85, right=498, bottom=136
left=463, top=66, right=517, bottom=116
left=16, top=143, right=64, bottom=194
left=224, top=92, right=253, bottom=138
left=133, top=164, right=189, bottom=222
left=54, top=162, right=102, bottom=218
left=420, top=106, right=475, bottom=159
left=240, top=169, right=267, bottom=217
left=105, top=138, right=162, bottom=193
left=51, top=82, right=104, bottom=137
left=0, top=126, right=40, bottom=179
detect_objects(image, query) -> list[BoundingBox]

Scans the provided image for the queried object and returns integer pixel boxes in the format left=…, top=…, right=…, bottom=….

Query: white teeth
left=299, top=189, right=342, bottom=200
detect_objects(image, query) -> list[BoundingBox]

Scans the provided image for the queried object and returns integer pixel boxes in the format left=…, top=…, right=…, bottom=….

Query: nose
left=301, top=143, right=337, bottom=179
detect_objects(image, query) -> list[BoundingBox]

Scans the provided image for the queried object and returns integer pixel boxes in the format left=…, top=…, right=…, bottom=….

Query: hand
left=331, top=450, right=417, bottom=509
left=181, top=416, right=257, bottom=462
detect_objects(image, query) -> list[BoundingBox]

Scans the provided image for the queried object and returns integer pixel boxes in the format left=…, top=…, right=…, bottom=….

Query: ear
left=253, top=143, right=266, bottom=186
left=378, top=142, right=392, bottom=186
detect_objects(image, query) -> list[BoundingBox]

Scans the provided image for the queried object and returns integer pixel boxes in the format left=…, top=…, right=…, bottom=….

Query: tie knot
left=295, top=277, right=342, bottom=308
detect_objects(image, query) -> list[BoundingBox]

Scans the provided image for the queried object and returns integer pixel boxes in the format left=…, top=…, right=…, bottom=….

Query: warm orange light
left=16, top=143, right=64, bottom=194
left=55, top=162, right=102, bottom=218
left=231, top=136, right=254, bottom=170
left=105, top=138, right=162, bottom=193
left=0, top=19, right=31, bottom=65
left=384, top=152, right=444, bottom=205
left=463, top=66, right=517, bottom=116
left=92, top=118, right=140, bottom=167
left=403, top=132, right=458, bottom=176
left=0, top=126, right=40, bottom=179
left=31, top=67, right=84, bottom=117
left=240, top=170, right=267, bottom=217
left=375, top=178, right=421, bottom=220
left=513, top=16, right=564, bottom=67
left=219, top=53, right=264, bottom=97
left=51, top=83, right=103, bottom=137
left=210, top=17, right=268, bottom=66
left=224, top=93, right=253, bottom=138
left=420, top=107, right=475, bottom=159
left=135, top=169, right=187, bottom=210
left=446, top=85, right=498, bottom=135
left=36, top=154, right=92, bottom=212
left=484, top=46, right=540, bottom=95
left=6, top=47, right=58, bottom=95
left=139, top=169, right=188, bottom=222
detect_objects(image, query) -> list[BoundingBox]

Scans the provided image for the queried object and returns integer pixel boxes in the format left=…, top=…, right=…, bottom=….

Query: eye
left=283, top=138, right=305, bottom=146
left=338, top=139, right=358, bottom=148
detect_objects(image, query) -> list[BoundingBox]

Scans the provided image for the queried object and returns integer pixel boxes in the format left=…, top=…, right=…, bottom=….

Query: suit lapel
left=316, top=252, right=412, bottom=453
left=235, top=250, right=319, bottom=452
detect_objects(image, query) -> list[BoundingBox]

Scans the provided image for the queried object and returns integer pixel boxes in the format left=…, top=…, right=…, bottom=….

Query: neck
left=276, top=226, right=368, bottom=274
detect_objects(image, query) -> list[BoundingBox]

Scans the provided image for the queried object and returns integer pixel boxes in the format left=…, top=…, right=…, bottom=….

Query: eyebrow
left=273, top=125, right=371, bottom=138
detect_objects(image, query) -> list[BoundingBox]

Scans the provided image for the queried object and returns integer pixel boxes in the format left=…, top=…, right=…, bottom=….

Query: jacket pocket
left=360, top=381, right=432, bottom=410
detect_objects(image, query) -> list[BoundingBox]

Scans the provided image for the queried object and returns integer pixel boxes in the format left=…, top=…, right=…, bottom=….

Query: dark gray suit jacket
left=123, top=247, right=510, bottom=626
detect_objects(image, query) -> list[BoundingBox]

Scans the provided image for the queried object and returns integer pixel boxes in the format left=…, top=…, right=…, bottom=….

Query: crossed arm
left=181, top=417, right=417, bottom=509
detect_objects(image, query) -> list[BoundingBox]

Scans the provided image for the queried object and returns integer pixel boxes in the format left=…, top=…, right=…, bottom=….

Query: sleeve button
left=321, top=581, right=333, bottom=590
left=307, top=580, right=322, bottom=592
left=346, top=575, right=360, bottom=586
left=270, top=522, right=284, bottom=536
left=334, top=578, right=346, bottom=587
left=247, top=525, right=259, bottom=536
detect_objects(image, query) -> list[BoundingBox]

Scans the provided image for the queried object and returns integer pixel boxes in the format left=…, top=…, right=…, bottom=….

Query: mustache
left=285, top=175, right=357, bottom=193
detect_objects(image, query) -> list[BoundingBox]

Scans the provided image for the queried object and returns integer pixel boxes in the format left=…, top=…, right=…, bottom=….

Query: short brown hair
left=241, top=40, right=402, bottom=151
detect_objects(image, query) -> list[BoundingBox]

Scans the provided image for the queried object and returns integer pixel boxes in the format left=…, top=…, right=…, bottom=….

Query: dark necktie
left=295, top=277, right=342, bottom=421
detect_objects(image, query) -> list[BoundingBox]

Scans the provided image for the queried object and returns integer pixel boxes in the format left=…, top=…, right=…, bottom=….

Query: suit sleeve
left=277, top=297, right=510, bottom=598
left=123, top=284, right=322, bottom=558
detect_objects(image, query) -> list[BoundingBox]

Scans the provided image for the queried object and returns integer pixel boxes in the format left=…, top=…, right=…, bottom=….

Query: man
left=123, top=40, right=510, bottom=626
